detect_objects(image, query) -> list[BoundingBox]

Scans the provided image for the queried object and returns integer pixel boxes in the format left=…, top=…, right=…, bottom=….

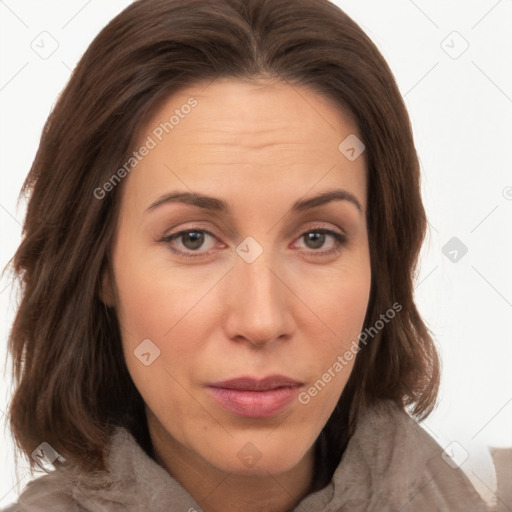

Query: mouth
left=207, top=375, right=303, bottom=418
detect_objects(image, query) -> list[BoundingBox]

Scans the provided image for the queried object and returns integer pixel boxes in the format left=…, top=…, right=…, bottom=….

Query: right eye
left=160, top=229, right=219, bottom=258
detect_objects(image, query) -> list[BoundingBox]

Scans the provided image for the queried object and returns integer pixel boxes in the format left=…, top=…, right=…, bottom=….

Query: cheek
left=112, top=239, right=203, bottom=345
left=331, top=270, right=371, bottom=342
left=291, top=250, right=371, bottom=412
left=296, top=288, right=369, bottom=438
left=114, top=262, right=202, bottom=430
left=302, top=254, right=371, bottom=394
left=112, top=242, right=218, bottom=398
left=313, top=249, right=371, bottom=346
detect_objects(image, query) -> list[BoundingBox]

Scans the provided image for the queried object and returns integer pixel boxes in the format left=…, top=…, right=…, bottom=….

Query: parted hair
left=5, top=0, right=439, bottom=490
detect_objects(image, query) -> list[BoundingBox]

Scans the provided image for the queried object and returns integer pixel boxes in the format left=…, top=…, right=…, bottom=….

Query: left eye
left=160, top=228, right=347, bottom=258
left=295, top=229, right=346, bottom=252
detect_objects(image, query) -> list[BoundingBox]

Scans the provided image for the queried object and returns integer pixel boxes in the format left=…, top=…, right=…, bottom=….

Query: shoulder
left=333, top=399, right=488, bottom=511
left=3, top=427, right=201, bottom=512
left=0, top=470, right=78, bottom=512
left=2, top=430, right=124, bottom=511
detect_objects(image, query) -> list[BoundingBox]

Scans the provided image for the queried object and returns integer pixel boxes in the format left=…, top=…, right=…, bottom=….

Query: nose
left=222, top=246, right=295, bottom=348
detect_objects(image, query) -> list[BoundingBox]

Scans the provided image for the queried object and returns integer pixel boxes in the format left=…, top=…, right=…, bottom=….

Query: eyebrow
left=145, top=188, right=363, bottom=215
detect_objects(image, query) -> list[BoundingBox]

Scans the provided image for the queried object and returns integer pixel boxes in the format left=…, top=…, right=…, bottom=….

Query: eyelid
left=294, top=221, right=347, bottom=239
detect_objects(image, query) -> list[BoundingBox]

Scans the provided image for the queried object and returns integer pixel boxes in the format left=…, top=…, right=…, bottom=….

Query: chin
left=201, top=431, right=315, bottom=476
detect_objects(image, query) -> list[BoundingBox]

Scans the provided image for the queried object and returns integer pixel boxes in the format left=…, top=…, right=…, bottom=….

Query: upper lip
left=208, top=375, right=302, bottom=391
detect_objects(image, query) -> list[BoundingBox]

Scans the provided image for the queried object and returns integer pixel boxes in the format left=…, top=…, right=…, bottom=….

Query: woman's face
left=104, top=78, right=371, bottom=477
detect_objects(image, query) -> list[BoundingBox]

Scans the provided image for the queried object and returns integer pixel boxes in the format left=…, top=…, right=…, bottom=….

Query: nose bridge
left=224, top=242, right=292, bottom=346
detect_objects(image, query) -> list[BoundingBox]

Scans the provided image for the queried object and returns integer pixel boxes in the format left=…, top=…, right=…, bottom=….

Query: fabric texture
left=4, top=400, right=488, bottom=511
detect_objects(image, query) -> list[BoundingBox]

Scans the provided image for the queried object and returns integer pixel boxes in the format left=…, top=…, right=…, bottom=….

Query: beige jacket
left=4, top=400, right=488, bottom=511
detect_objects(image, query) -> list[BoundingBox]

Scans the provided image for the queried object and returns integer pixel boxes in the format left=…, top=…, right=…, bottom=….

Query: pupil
left=183, top=231, right=204, bottom=250
left=305, top=232, right=324, bottom=249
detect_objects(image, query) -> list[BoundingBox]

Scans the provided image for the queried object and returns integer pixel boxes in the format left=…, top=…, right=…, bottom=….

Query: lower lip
left=208, top=386, right=300, bottom=418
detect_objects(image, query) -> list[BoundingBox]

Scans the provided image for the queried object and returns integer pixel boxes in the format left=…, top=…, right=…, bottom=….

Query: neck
left=147, top=412, right=315, bottom=512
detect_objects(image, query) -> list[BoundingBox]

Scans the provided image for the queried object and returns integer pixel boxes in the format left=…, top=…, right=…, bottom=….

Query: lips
left=207, top=375, right=302, bottom=418
left=209, top=375, right=302, bottom=391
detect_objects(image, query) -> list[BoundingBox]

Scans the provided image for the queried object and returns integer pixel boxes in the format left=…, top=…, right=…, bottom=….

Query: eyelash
left=159, top=227, right=348, bottom=259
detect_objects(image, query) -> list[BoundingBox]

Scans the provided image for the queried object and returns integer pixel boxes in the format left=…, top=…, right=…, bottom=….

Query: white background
left=1, top=0, right=511, bottom=508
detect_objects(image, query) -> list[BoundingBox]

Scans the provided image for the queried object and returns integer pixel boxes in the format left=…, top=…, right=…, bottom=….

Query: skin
left=100, top=77, right=371, bottom=512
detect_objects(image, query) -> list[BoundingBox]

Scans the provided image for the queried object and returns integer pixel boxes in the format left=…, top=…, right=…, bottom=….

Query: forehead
left=143, top=77, right=359, bottom=146
left=122, top=78, right=367, bottom=212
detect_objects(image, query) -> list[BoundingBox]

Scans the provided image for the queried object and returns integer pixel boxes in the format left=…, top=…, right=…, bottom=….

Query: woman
left=3, top=0, right=488, bottom=510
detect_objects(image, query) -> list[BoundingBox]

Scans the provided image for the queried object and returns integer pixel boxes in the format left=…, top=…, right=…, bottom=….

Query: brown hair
left=5, top=0, right=439, bottom=489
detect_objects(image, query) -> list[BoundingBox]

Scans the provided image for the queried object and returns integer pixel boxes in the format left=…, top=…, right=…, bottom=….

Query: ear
left=98, top=262, right=116, bottom=307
